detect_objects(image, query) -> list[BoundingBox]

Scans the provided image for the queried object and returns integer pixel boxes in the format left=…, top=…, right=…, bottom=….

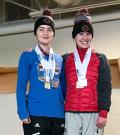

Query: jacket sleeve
left=60, top=53, right=69, bottom=101
left=16, top=52, right=30, bottom=120
left=97, top=53, right=112, bottom=113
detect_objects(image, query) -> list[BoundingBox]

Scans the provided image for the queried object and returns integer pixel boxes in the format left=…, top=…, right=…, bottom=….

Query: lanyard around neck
left=74, top=46, right=92, bottom=80
left=35, top=44, right=55, bottom=81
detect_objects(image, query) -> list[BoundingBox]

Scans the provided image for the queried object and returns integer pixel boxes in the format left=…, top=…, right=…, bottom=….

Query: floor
left=0, top=89, right=120, bottom=135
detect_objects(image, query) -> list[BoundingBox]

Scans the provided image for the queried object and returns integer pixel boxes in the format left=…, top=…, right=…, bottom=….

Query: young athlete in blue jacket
left=16, top=9, right=65, bottom=135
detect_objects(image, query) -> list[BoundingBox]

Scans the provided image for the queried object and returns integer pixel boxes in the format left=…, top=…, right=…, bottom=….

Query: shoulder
left=92, top=50, right=108, bottom=61
left=96, top=52, right=108, bottom=63
left=19, top=49, right=36, bottom=62
left=93, top=50, right=107, bottom=58
left=54, top=53, right=63, bottom=66
left=95, top=52, right=110, bottom=72
left=54, top=53, right=62, bottom=59
left=23, top=48, right=36, bottom=55
left=54, top=53, right=62, bottom=61
left=62, top=52, right=74, bottom=62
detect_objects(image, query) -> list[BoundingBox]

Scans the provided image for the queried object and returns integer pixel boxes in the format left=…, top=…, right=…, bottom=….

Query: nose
left=44, top=29, right=48, bottom=35
left=83, top=33, right=87, bottom=40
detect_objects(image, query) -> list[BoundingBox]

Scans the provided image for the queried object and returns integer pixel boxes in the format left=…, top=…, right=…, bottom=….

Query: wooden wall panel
left=109, top=59, right=120, bottom=88
left=0, top=73, right=17, bottom=93
left=117, top=58, right=120, bottom=72
left=0, top=67, right=17, bottom=93
left=110, top=65, right=120, bottom=88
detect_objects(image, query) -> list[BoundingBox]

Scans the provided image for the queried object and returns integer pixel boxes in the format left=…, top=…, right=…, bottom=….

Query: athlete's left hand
left=96, top=116, right=107, bottom=128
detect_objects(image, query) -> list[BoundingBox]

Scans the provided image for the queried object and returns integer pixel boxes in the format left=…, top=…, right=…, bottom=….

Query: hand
left=22, top=118, right=31, bottom=124
left=96, top=116, right=107, bottom=128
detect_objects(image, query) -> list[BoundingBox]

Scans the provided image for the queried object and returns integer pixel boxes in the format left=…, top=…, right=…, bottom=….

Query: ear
left=74, top=37, right=77, bottom=41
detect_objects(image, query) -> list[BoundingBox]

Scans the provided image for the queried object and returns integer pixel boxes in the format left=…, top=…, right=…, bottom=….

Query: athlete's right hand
left=22, top=118, right=31, bottom=124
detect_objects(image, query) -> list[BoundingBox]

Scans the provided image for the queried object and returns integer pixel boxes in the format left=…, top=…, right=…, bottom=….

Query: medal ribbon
left=35, top=44, right=55, bottom=82
left=74, top=46, right=92, bottom=81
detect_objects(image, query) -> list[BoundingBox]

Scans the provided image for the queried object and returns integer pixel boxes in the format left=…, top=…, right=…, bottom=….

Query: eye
left=87, top=32, right=92, bottom=36
left=48, top=28, right=53, bottom=32
left=79, top=32, right=84, bottom=36
left=38, top=28, right=44, bottom=31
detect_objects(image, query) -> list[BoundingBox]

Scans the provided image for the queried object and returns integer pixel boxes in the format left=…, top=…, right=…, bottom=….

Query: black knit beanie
left=34, top=9, right=55, bottom=35
left=72, top=8, right=94, bottom=39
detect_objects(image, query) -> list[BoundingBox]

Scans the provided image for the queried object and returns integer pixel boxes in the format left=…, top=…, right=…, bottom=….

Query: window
left=5, top=0, right=31, bottom=21
left=4, top=0, right=58, bottom=22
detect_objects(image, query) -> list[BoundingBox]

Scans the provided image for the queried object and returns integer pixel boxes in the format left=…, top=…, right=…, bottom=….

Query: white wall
left=104, top=89, right=120, bottom=135
left=0, top=93, right=23, bottom=135
left=0, top=19, right=120, bottom=66
left=0, top=32, right=36, bottom=66
left=93, top=20, right=120, bottom=59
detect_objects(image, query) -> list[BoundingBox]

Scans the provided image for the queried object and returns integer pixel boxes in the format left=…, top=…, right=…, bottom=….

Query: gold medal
left=45, top=81, right=50, bottom=89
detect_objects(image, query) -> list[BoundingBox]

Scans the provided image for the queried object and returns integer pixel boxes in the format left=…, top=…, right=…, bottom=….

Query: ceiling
left=3, top=0, right=120, bottom=22
left=5, top=0, right=120, bottom=11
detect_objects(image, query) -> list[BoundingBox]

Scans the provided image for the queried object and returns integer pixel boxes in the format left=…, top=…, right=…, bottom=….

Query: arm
left=60, top=53, right=69, bottom=101
left=97, top=54, right=112, bottom=128
left=16, top=52, right=30, bottom=121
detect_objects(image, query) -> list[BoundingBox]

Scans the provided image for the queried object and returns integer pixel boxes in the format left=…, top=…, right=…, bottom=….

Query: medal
left=45, top=81, right=50, bottom=89
left=35, top=45, right=56, bottom=90
left=52, top=80, right=59, bottom=88
left=76, top=78, right=87, bottom=88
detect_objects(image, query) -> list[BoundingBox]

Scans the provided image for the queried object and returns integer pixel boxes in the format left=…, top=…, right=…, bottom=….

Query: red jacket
left=63, top=48, right=112, bottom=117
left=65, top=48, right=99, bottom=112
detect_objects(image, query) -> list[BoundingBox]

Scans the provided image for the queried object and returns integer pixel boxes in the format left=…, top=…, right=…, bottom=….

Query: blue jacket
left=16, top=49, right=65, bottom=120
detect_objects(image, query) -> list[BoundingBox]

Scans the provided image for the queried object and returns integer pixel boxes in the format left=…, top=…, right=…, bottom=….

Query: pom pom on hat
left=43, top=9, right=52, bottom=16
left=75, top=8, right=92, bottom=23
left=34, top=9, right=55, bottom=35
left=77, top=8, right=89, bottom=15
left=72, top=8, right=94, bottom=39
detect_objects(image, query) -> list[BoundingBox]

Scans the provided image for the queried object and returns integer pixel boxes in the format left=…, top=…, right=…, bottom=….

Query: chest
left=66, top=54, right=100, bottom=82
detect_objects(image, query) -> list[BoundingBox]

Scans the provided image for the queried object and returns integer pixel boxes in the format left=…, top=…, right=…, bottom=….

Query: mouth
left=42, top=37, right=49, bottom=39
left=81, top=41, right=88, bottom=44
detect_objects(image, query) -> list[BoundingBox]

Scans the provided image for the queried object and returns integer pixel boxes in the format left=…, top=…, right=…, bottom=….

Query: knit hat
left=72, top=8, right=94, bottom=39
left=34, top=9, right=55, bottom=35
